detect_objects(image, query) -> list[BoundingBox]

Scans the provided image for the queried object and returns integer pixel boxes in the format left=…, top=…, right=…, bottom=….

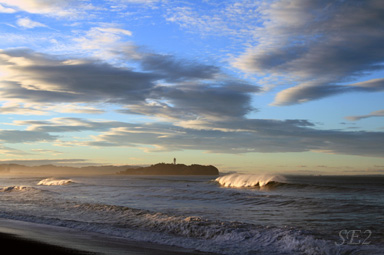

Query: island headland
left=118, top=163, right=219, bottom=176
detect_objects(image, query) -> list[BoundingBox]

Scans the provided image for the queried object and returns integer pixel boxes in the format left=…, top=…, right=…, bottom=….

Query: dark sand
left=0, top=232, right=97, bottom=254
left=0, top=218, right=209, bottom=255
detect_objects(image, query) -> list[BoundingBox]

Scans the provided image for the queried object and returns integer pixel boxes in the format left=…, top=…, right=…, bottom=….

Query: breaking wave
left=0, top=186, right=39, bottom=192
left=0, top=202, right=364, bottom=255
left=37, top=178, right=74, bottom=186
left=71, top=203, right=349, bottom=255
left=215, top=174, right=286, bottom=188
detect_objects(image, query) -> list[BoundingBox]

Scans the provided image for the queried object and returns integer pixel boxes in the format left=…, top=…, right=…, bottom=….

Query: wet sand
left=0, top=218, right=208, bottom=255
left=0, top=232, right=97, bottom=254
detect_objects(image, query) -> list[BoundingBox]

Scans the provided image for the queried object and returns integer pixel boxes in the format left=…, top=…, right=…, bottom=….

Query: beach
left=0, top=218, right=204, bottom=255
left=0, top=232, right=96, bottom=255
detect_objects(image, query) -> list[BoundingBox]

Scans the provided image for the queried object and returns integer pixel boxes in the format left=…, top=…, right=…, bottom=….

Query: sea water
left=0, top=174, right=383, bottom=254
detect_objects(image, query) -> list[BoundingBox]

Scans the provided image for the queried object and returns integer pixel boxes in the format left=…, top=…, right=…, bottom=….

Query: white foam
left=215, top=173, right=285, bottom=188
left=37, top=178, right=74, bottom=186
left=0, top=203, right=361, bottom=255
left=0, top=186, right=37, bottom=192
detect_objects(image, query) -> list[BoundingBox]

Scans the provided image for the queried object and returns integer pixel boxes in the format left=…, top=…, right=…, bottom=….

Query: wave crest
left=215, top=174, right=285, bottom=188
left=0, top=201, right=365, bottom=255
left=44, top=202, right=354, bottom=255
left=37, top=178, right=74, bottom=186
left=0, top=186, right=38, bottom=192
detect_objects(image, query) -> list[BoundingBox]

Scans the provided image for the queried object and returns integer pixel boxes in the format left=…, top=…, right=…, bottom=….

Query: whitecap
left=215, top=173, right=285, bottom=188
left=37, top=178, right=74, bottom=186
left=0, top=186, right=38, bottom=192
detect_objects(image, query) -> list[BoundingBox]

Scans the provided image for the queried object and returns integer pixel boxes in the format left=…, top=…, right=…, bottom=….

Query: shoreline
left=0, top=232, right=96, bottom=255
left=0, top=218, right=210, bottom=255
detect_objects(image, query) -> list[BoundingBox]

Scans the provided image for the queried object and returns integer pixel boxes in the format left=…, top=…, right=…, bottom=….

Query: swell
left=0, top=186, right=40, bottom=192
left=37, top=178, right=74, bottom=186
left=272, top=181, right=378, bottom=193
left=0, top=201, right=374, bottom=255
left=215, top=174, right=286, bottom=188
left=214, top=174, right=376, bottom=193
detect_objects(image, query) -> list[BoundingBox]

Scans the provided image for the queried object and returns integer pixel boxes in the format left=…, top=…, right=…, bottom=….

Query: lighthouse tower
left=173, top=158, right=176, bottom=165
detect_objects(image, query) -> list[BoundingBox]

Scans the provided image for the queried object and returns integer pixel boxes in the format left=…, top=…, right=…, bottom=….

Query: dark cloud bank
left=234, top=0, right=384, bottom=105
left=1, top=43, right=384, bottom=158
left=0, top=48, right=256, bottom=119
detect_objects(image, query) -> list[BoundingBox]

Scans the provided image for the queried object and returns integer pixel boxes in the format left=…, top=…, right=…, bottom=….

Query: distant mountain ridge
left=118, top=163, right=219, bottom=176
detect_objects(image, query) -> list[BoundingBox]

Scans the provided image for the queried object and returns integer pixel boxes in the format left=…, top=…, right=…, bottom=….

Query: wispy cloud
left=0, top=102, right=104, bottom=115
left=0, top=130, right=56, bottom=143
left=13, top=117, right=135, bottom=133
left=0, top=0, right=94, bottom=18
left=0, top=0, right=383, bottom=164
left=0, top=48, right=257, bottom=120
left=0, top=3, right=16, bottom=13
left=79, top=119, right=384, bottom=157
left=165, top=1, right=263, bottom=40
left=0, top=145, right=27, bottom=156
left=120, top=81, right=258, bottom=121
left=1, top=45, right=384, bottom=159
left=0, top=158, right=93, bottom=167
left=272, top=78, right=384, bottom=106
left=346, top=109, right=384, bottom=121
left=31, top=149, right=63, bottom=155
left=9, top=116, right=384, bottom=158
left=74, top=26, right=133, bottom=56
left=0, top=102, right=47, bottom=115
left=233, top=0, right=384, bottom=105
left=17, top=17, right=47, bottom=29
left=0, top=48, right=157, bottom=105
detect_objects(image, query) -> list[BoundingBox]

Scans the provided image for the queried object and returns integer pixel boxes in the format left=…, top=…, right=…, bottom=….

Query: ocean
left=0, top=173, right=383, bottom=255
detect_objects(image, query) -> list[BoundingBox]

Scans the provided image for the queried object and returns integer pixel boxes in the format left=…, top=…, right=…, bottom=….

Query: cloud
left=0, top=3, right=16, bottom=13
left=1, top=46, right=382, bottom=158
left=0, top=145, right=27, bottom=155
left=138, top=53, right=221, bottom=82
left=97, top=27, right=132, bottom=36
left=0, top=102, right=47, bottom=115
left=121, top=81, right=259, bottom=120
left=0, top=48, right=258, bottom=120
left=0, top=102, right=104, bottom=115
left=272, top=78, right=384, bottom=106
left=233, top=0, right=384, bottom=105
left=75, top=27, right=221, bottom=82
left=55, top=105, right=105, bottom=114
left=0, top=48, right=158, bottom=105
left=31, top=149, right=63, bottom=155
left=7, top=115, right=384, bottom=158
left=13, top=117, right=136, bottom=133
left=83, top=119, right=384, bottom=157
left=0, top=158, right=91, bottom=167
left=0, top=130, right=56, bottom=143
left=165, top=1, right=263, bottom=39
left=116, top=0, right=160, bottom=3
left=0, top=0, right=90, bottom=18
left=66, top=25, right=258, bottom=120
left=75, top=27, right=133, bottom=56
left=17, top=17, right=46, bottom=28
left=346, top=109, right=384, bottom=121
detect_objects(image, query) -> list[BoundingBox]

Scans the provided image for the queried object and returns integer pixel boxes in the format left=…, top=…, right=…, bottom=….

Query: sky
left=0, top=0, right=383, bottom=175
